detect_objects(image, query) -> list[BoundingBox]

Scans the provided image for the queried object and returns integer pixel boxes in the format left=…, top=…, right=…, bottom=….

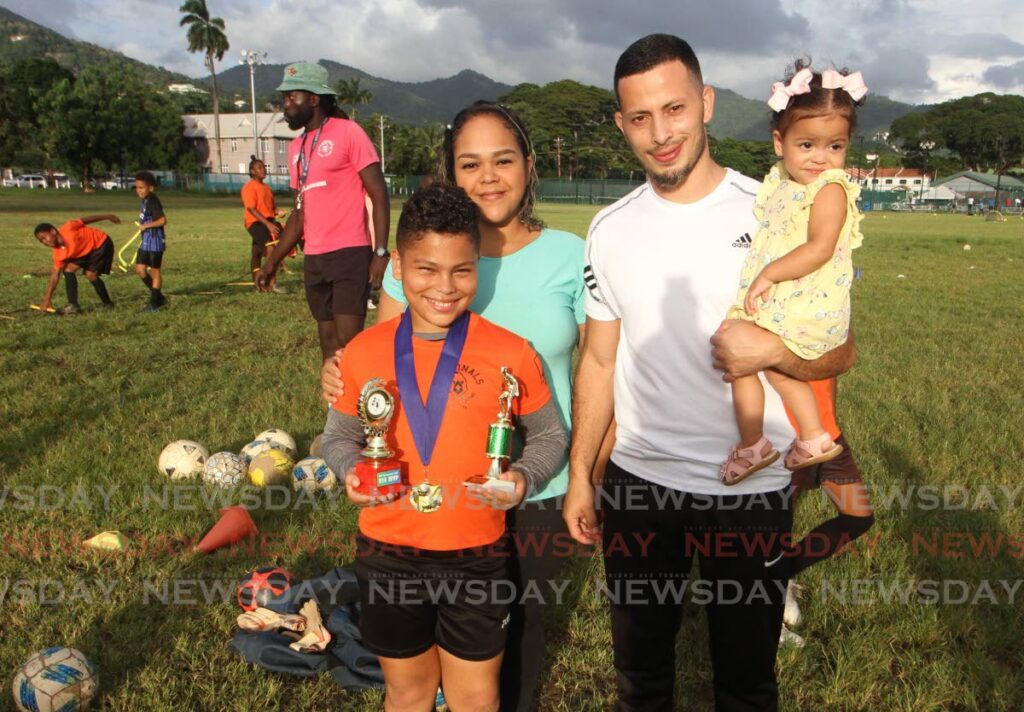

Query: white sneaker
left=779, top=623, right=805, bottom=648
left=784, top=580, right=802, bottom=628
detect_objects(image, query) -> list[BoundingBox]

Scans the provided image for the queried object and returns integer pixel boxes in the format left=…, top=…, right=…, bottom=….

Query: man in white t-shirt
left=564, top=35, right=856, bottom=711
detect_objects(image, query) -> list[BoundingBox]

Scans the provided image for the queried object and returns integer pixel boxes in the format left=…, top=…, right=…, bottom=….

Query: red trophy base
left=354, top=457, right=406, bottom=497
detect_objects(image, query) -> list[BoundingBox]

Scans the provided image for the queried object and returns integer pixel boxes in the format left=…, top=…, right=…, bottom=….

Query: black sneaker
left=141, top=303, right=162, bottom=313
left=57, top=304, right=80, bottom=315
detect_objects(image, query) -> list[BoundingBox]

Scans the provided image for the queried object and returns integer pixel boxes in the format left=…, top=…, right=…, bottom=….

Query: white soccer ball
left=12, top=646, right=98, bottom=712
left=291, top=456, right=338, bottom=492
left=962, top=244, right=971, bottom=251
left=240, top=439, right=273, bottom=464
left=202, top=451, right=247, bottom=487
left=256, top=429, right=297, bottom=460
left=158, top=440, right=209, bottom=480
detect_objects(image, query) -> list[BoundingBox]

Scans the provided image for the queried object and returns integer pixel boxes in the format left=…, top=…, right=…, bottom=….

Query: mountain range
left=0, top=4, right=921, bottom=140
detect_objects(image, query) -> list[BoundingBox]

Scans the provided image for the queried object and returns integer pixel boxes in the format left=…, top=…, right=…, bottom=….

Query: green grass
left=1, top=189, right=1023, bottom=711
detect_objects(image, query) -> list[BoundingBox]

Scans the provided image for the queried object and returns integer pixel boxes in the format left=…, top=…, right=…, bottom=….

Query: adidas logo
left=732, top=233, right=753, bottom=248
left=583, top=264, right=603, bottom=302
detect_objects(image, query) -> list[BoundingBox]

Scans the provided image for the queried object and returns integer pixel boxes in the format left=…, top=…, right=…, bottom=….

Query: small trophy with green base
left=464, top=367, right=518, bottom=495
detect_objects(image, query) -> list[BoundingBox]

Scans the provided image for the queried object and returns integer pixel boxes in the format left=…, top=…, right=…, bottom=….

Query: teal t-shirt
left=382, top=228, right=585, bottom=500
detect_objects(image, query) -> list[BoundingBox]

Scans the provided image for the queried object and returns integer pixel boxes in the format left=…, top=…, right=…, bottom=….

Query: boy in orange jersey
left=321, top=184, right=566, bottom=712
left=34, top=214, right=119, bottom=314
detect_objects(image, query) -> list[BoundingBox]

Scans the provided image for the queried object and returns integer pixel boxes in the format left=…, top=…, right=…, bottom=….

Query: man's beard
left=285, top=103, right=315, bottom=130
left=648, top=128, right=706, bottom=191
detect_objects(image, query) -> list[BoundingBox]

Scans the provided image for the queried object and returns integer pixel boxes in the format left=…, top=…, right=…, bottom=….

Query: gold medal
left=409, top=477, right=443, bottom=513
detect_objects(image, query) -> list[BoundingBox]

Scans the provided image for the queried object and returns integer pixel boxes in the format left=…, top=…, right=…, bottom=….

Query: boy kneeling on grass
left=322, top=184, right=566, bottom=712
left=34, top=214, right=119, bottom=314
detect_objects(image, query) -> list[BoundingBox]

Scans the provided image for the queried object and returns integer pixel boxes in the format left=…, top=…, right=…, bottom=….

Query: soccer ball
left=248, top=449, right=294, bottom=487
left=12, top=646, right=98, bottom=712
left=240, top=439, right=273, bottom=464
left=256, top=429, right=297, bottom=460
left=237, top=566, right=294, bottom=611
left=158, top=440, right=208, bottom=480
left=202, top=452, right=246, bottom=487
left=292, top=456, right=338, bottom=492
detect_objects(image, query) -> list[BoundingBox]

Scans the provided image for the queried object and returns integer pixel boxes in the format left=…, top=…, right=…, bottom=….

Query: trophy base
left=354, top=457, right=405, bottom=497
left=463, top=475, right=516, bottom=495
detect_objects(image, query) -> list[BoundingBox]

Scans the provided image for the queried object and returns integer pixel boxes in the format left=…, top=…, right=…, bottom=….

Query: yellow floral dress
left=728, top=162, right=863, bottom=359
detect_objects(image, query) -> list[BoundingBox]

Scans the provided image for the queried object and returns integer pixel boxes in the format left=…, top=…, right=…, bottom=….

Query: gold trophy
left=354, top=379, right=405, bottom=497
left=464, top=367, right=518, bottom=495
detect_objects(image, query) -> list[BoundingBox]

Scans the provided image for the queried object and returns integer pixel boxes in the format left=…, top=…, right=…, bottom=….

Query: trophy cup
left=353, top=379, right=405, bottom=497
left=464, top=367, right=518, bottom=495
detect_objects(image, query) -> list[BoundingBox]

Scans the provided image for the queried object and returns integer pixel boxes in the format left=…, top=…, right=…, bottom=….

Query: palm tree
left=335, top=77, right=373, bottom=119
left=179, top=0, right=229, bottom=173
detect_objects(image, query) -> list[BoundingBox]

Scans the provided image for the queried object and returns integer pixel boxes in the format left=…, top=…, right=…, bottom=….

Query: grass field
left=1, top=188, right=1022, bottom=711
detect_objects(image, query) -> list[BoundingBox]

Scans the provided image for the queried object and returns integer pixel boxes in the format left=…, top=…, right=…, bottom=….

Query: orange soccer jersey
left=241, top=180, right=276, bottom=228
left=334, top=312, right=552, bottom=551
left=52, top=220, right=108, bottom=269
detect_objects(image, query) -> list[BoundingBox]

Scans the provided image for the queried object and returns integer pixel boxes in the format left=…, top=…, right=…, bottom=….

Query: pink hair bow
left=822, top=70, right=868, bottom=102
left=768, top=68, right=813, bottom=112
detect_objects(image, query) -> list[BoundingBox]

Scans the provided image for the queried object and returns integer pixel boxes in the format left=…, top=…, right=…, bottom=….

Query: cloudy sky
left=4, top=0, right=1023, bottom=103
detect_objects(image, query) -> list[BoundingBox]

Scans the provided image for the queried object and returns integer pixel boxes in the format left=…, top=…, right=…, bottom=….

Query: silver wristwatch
left=374, top=246, right=388, bottom=258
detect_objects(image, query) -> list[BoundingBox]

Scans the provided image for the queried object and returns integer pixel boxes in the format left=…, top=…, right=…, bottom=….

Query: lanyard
left=297, top=117, right=329, bottom=190
left=394, top=310, right=470, bottom=468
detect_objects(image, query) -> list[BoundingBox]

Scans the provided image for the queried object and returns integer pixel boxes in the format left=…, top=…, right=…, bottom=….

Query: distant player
left=241, top=155, right=287, bottom=292
left=33, top=215, right=118, bottom=314
left=134, top=171, right=168, bottom=312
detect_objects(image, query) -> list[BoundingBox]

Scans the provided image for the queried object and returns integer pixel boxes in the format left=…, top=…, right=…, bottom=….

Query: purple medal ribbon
left=394, top=309, right=470, bottom=468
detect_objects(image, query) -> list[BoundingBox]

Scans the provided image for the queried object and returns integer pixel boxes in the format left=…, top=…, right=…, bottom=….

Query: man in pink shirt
left=257, top=62, right=390, bottom=361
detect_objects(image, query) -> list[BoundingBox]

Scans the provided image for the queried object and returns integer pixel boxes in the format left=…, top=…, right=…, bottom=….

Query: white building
left=846, top=167, right=932, bottom=193
left=182, top=113, right=302, bottom=174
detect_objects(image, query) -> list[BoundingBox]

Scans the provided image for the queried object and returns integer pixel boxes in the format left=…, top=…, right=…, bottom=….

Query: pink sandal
left=784, top=432, right=843, bottom=470
left=719, top=437, right=780, bottom=486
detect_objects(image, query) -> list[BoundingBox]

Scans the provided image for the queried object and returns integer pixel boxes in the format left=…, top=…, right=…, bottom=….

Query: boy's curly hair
left=396, top=183, right=481, bottom=252
left=771, top=59, right=865, bottom=137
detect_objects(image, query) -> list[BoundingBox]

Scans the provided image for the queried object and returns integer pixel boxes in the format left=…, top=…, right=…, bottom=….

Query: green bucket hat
left=276, top=62, right=336, bottom=96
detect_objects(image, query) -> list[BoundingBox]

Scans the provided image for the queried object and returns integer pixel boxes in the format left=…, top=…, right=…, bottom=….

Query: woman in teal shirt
left=323, top=101, right=608, bottom=711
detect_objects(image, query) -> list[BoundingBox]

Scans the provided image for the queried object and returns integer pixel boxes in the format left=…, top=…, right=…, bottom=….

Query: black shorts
left=303, top=246, right=371, bottom=321
left=790, top=433, right=863, bottom=489
left=67, top=237, right=114, bottom=275
left=135, top=249, right=163, bottom=269
left=354, top=534, right=512, bottom=661
left=247, top=221, right=281, bottom=249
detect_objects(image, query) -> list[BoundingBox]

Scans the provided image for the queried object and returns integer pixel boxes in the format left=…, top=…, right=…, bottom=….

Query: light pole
left=918, top=140, right=935, bottom=203
left=379, top=114, right=386, bottom=174
left=239, top=50, right=267, bottom=160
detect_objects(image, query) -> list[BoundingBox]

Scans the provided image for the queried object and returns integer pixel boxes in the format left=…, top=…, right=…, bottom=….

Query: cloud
left=983, top=60, right=1024, bottom=88
left=933, top=33, right=1024, bottom=60
left=2, top=0, right=1023, bottom=103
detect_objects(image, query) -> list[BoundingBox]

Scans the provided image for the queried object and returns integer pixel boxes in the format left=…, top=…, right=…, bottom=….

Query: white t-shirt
left=584, top=169, right=796, bottom=495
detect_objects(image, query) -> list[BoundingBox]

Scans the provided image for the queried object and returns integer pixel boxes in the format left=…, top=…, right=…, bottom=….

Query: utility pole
left=240, top=50, right=267, bottom=160
left=379, top=115, right=386, bottom=174
left=554, top=136, right=562, bottom=178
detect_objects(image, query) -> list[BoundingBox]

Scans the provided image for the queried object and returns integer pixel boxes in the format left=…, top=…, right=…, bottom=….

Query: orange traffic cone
left=194, top=506, right=258, bottom=554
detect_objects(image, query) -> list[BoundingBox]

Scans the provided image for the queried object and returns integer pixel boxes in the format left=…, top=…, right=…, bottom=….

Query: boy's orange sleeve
left=514, top=341, right=552, bottom=417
